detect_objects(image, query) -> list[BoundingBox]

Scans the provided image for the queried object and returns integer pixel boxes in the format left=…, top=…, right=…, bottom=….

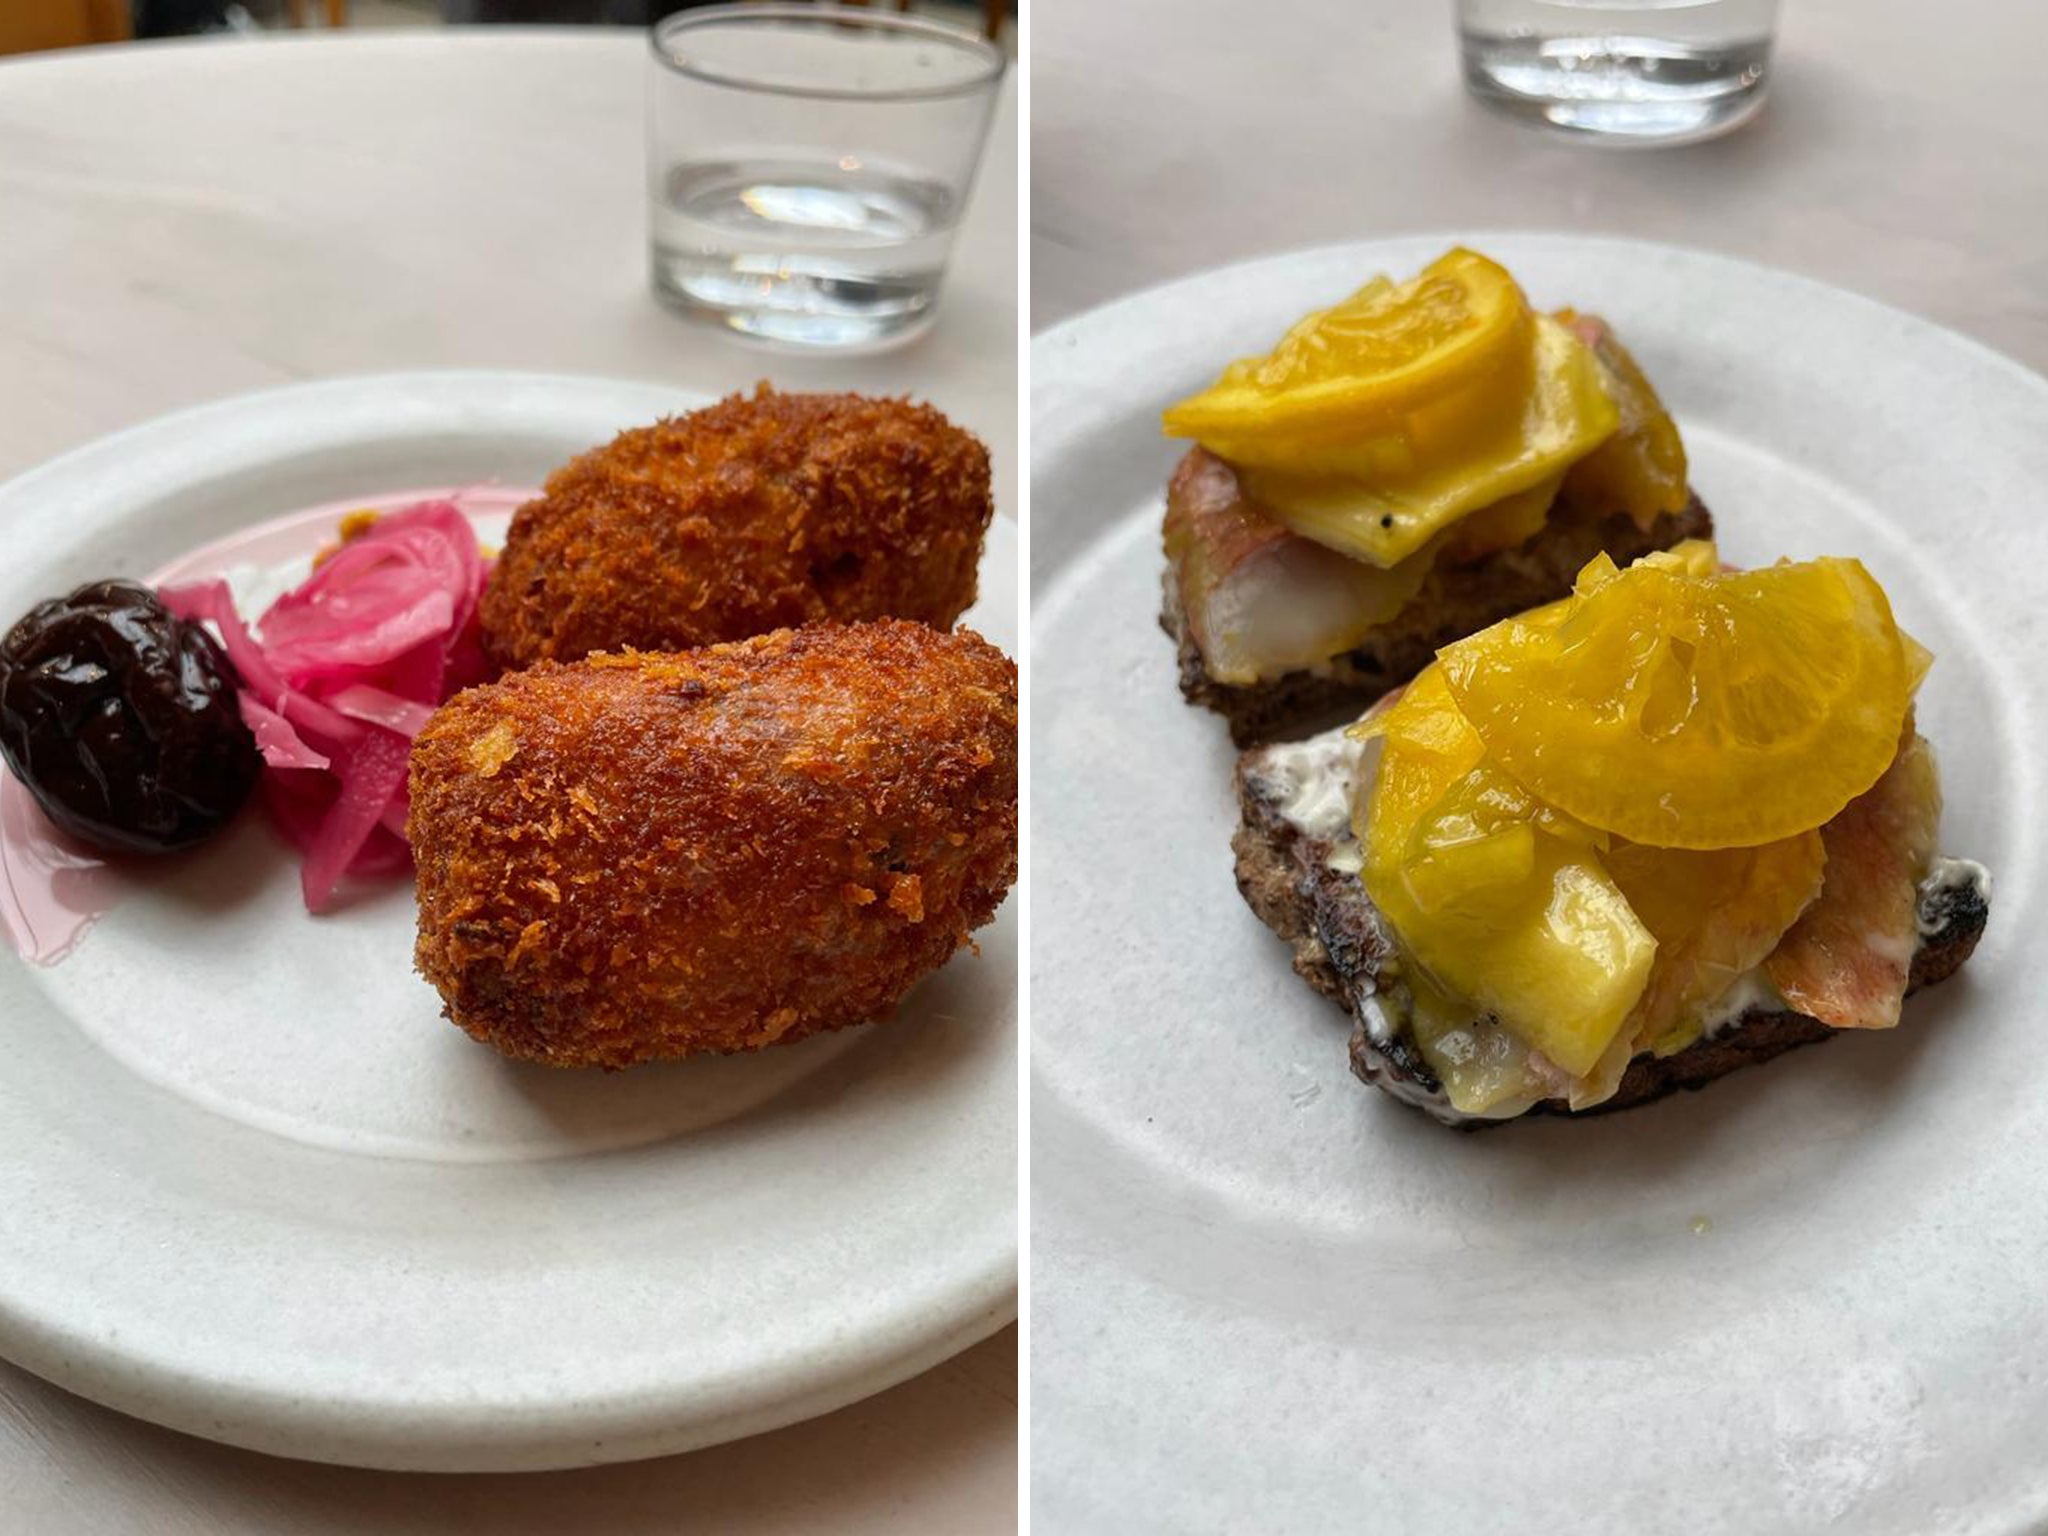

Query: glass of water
left=648, top=3, right=1005, bottom=351
left=1458, top=0, right=1780, bottom=145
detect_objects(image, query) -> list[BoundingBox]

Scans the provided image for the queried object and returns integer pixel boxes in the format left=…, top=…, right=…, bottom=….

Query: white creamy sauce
left=1363, top=1051, right=1467, bottom=1123
left=1919, top=857, right=1991, bottom=935
left=1696, top=967, right=1782, bottom=1039
left=1356, top=989, right=1400, bottom=1048
left=1249, top=724, right=1365, bottom=847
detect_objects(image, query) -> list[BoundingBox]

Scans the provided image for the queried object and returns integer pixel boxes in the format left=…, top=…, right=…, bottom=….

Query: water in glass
left=652, top=156, right=958, bottom=349
left=1460, top=0, right=1778, bottom=144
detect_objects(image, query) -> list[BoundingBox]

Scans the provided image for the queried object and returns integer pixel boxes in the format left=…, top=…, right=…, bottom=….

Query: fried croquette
left=408, top=621, right=1018, bottom=1068
left=477, top=388, right=994, bottom=670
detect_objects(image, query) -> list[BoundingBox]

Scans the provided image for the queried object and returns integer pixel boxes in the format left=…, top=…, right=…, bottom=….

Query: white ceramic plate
left=1031, top=236, right=2046, bottom=1534
left=0, top=372, right=1017, bottom=1472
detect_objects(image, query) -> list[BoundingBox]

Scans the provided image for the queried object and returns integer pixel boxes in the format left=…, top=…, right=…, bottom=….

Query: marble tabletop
left=1031, top=0, right=2048, bottom=373
left=0, top=29, right=1015, bottom=1534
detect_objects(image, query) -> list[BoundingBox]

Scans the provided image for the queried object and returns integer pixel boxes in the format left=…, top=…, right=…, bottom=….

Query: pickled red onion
left=328, top=685, right=437, bottom=738
left=238, top=696, right=330, bottom=772
left=160, top=500, right=490, bottom=912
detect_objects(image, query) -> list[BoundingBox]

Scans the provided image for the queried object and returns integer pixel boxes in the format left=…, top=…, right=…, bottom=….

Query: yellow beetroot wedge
left=1355, top=668, right=1654, bottom=1087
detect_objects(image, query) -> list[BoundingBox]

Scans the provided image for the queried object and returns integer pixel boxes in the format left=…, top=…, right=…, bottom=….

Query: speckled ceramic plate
left=1031, top=235, right=2043, bottom=1534
left=0, top=372, right=1016, bottom=1471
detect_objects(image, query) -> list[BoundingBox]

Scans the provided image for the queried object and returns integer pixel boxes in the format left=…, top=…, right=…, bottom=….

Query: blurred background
left=1032, top=0, right=2045, bottom=373
left=3, top=0, right=1010, bottom=48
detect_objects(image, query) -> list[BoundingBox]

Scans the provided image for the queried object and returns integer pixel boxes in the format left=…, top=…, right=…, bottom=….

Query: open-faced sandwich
left=1161, top=247, right=1709, bottom=745
left=1233, top=540, right=1989, bottom=1125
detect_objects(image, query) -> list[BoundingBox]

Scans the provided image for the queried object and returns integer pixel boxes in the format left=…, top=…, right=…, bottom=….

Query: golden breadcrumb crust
left=478, top=387, right=993, bottom=668
left=409, top=621, right=1017, bottom=1067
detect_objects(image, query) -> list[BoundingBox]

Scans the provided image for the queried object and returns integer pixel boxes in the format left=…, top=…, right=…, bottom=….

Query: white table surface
left=0, top=29, right=1015, bottom=1534
left=1032, top=0, right=2048, bottom=373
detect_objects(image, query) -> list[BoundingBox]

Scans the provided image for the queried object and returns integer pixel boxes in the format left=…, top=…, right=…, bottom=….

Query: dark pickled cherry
left=0, top=580, right=259, bottom=854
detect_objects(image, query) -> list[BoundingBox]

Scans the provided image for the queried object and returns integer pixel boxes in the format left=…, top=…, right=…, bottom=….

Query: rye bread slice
left=1165, top=494, right=1715, bottom=748
left=1231, top=737, right=1991, bottom=1126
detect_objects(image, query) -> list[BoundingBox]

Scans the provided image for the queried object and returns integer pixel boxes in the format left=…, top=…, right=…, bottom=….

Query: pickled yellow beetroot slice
left=1440, top=550, right=1912, bottom=850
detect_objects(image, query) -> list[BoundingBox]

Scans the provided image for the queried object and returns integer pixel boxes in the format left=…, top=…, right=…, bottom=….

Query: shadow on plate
left=484, top=907, right=1015, bottom=1155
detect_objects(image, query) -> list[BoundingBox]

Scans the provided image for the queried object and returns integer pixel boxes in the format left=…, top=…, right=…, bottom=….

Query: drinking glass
left=648, top=3, right=1005, bottom=350
left=1458, top=0, right=1781, bottom=144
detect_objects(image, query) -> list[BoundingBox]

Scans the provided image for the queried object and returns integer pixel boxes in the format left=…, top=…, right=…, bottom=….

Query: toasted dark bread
left=1232, top=738, right=1990, bottom=1126
left=1164, top=492, right=1714, bottom=747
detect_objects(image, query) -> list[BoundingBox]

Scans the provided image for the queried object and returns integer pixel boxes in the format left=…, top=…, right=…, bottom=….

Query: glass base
left=650, top=249, right=939, bottom=353
left=1462, top=32, right=1771, bottom=145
